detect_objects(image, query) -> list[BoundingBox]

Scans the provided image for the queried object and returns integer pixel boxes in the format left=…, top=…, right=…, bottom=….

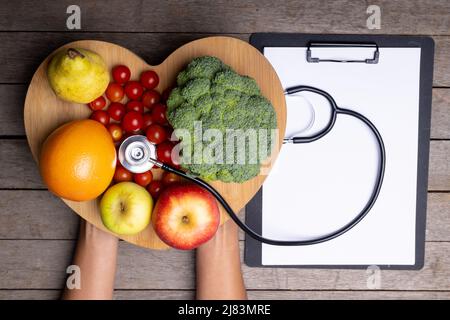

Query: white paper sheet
left=261, top=47, right=421, bottom=265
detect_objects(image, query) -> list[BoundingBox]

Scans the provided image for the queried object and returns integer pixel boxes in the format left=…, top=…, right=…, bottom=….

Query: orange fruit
left=39, top=119, right=117, bottom=201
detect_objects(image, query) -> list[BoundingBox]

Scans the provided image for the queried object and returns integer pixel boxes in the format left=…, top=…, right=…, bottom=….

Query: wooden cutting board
left=24, top=36, right=286, bottom=249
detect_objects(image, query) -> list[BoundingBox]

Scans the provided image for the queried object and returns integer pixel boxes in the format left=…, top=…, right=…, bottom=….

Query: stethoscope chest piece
left=118, top=135, right=157, bottom=173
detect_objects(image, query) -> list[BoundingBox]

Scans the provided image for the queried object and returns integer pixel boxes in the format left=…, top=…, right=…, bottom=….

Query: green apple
left=100, top=182, right=153, bottom=235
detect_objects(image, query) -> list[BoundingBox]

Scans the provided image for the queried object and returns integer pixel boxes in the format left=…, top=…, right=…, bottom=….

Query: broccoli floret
left=181, top=78, right=210, bottom=105
left=177, top=56, right=228, bottom=86
left=167, top=102, right=200, bottom=131
left=166, top=87, right=184, bottom=111
left=166, top=56, right=277, bottom=183
left=213, top=70, right=261, bottom=96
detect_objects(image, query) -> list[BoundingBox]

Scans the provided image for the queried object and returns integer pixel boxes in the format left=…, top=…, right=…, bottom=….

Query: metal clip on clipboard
left=306, top=42, right=379, bottom=64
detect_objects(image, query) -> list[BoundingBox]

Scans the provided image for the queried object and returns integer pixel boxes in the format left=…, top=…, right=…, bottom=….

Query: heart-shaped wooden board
left=24, top=37, right=286, bottom=249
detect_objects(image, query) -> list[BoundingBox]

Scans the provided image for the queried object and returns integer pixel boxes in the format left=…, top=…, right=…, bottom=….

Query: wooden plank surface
left=1, top=240, right=450, bottom=290
left=1, top=289, right=450, bottom=300
left=2, top=85, right=448, bottom=138
left=1, top=191, right=449, bottom=241
left=1, top=140, right=448, bottom=190
left=0, top=0, right=448, bottom=300
left=0, top=0, right=449, bottom=35
left=0, top=33, right=449, bottom=86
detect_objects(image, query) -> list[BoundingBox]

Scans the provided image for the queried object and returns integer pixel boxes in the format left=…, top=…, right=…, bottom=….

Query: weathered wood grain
left=0, top=191, right=78, bottom=239
left=2, top=85, right=448, bottom=138
left=0, top=191, right=448, bottom=241
left=429, top=141, right=450, bottom=190
left=426, top=193, right=450, bottom=241
left=431, top=89, right=450, bottom=139
left=0, top=85, right=27, bottom=136
left=433, top=36, right=450, bottom=88
left=1, top=140, right=448, bottom=190
left=0, top=33, right=448, bottom=86
left=1, top=240, right=449, bottom=290
left=0, top=0, right=449, bottom=35
left=1, top=289, right=450, bottom=300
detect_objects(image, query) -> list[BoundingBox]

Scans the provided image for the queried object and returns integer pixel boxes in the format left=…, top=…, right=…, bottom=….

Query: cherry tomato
left=114, top=164, right=133, bottom=182
left=88, top=96, right=106, bottom=111
left=112, top=65, right=131, bottom=84
left=124, top=81, right=144, bottom=100
left=108, top=102, right=126, bottom=121
left=90, top=110, right=110, bottom=126
left=121, top=111, right=143, bottom=132
left=140, top=70, right=159, bottom=89
left=134, top=171, right=153, bottom=187
left=143, top=112, right=155, bottom=128
left=161, top=172, right=181, bottom=186
left=105, top=83, right=124, bottom=102
left=142, top=90, right=161, bottom=109
left=156, top=141, right=174, bottom=164
left=146, top=124, right=167, bottom=144
left=161, top=86, right=173, bottom=102
left=107, top=123, right=123, bottom=142
left=126, top=100, right=144, bottom=113
left=147, top=180, right=163, bottom=199
left=151, top=103, right=167, bottom=124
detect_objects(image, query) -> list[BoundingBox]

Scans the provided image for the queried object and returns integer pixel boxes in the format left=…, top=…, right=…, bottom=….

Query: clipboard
left=245, top=33, right=434, bottom=269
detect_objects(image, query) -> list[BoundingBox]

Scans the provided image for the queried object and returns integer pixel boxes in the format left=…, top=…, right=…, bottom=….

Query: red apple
left=152, top=183, right=220, bottom=250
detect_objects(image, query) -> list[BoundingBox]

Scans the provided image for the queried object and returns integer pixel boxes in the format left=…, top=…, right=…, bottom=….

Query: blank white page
left=261, top=47, right=421, bottom=265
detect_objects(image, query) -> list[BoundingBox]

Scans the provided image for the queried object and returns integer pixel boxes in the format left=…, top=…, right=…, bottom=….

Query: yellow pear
left=47, top=48, right=109, bottom=103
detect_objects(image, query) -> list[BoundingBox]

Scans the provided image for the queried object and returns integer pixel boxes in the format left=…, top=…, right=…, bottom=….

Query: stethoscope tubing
left=157, top=85, right=386, bottom=246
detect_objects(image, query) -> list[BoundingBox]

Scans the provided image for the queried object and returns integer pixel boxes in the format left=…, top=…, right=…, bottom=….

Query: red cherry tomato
left=161, top=172, right=180, bottom=186
left=142, top=90, right=161, bottom=109
left=88, top=96, right=106, bottom=111
left=107, top=123, right=123, bottom=142
left=161, top=87, right=173, bottom=102
left=114, top=164, right=133, bottom=182
left=143, top=112, right=155, bottom=128
left=105, top=83, right=124, bottom=102
left=134, top=171, right=153, bottom=187
left=112, top=65, right=131, bottom=84
left=151, top=103, right=167, bottom=124
left=121, top=111, right=143, bottom=132
left=124, top=81, right=144, bottom=100
left=108, top=102, right=126, bottom=121
left=90, top=110, right=110, bottom=126
left=147, top=180, right=163, bottom=199
left=126, top=100, right=144, bottom=113
left=140, top=70, right=159, bottom=89
left=146, top=124, right=167, bottom=144
left=156, top=141, right=174, bottom=164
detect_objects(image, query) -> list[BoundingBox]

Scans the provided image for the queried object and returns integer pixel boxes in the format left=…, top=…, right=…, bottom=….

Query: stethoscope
left=118, top=85, right=386, bottom=246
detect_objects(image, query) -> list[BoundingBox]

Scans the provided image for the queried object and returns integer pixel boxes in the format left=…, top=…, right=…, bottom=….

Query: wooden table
left=0, top=0, right=449, bottom=300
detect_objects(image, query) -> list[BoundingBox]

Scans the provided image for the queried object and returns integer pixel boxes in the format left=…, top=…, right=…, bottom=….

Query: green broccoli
left=167, top=56, right=277, bottom=183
